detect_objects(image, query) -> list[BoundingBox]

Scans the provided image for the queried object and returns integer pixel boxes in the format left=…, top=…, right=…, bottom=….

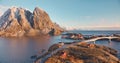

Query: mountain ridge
left=0, top=7, right=63, bottom=37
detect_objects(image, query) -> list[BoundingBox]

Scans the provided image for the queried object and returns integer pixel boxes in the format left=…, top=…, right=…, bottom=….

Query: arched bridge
left=82, top=36, right=120, bottom=43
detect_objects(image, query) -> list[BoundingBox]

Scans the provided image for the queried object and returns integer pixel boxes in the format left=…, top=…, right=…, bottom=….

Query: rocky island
left=0, top=7, right=63, bottom=37
left=33, top=42, right=120, bottom=63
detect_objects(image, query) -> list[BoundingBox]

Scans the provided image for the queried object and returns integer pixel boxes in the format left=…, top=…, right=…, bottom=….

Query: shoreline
left=33, top=39, right=120, bottom=63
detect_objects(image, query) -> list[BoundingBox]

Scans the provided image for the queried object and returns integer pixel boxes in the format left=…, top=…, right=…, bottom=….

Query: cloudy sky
left=0, top=0, right=120, bottom=30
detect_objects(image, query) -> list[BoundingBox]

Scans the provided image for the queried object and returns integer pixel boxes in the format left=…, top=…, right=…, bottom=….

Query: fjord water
left=0, top=31, right=120, bottom=63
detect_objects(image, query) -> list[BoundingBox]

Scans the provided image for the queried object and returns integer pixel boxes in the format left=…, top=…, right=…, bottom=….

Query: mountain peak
left=34, top=7, right=45, bottom=13
left=0, top=7, right=63, bottom=37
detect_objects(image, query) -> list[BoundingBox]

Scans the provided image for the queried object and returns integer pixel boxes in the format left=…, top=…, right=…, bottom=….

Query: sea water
left=0, top=30, right=119, bottom=63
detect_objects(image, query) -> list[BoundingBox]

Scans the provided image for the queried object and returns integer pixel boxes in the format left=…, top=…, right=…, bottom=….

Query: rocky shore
left=33, top=42, right=120, bottom=63
left=62, top=33, right=120, bottom=42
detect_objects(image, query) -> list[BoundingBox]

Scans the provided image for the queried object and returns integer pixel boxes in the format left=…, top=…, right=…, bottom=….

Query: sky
left=0, top=0, right=120, bottom=30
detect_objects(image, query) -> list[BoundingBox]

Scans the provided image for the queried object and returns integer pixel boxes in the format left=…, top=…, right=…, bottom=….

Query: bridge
left=82, top=36, right=120, bottom=43
left=34, top=36, right=120, bottom=63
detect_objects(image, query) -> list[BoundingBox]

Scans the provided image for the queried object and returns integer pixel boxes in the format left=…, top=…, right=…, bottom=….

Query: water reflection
left=0, top=34, right=119, bottom=63
left=0, top=36, right=52, bottom=63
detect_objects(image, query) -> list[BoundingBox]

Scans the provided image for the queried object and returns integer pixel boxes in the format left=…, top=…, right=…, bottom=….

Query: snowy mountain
left=0, top=7, right=63, bottom=37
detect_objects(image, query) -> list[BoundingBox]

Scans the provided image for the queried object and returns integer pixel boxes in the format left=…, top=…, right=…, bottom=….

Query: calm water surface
left=0, top=30, right=120, bottom=63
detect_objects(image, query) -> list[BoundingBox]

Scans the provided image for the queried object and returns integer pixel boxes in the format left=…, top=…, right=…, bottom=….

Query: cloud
left=84, top=16, right=92, bottom=19
left=69, top=17, right=120, bottom=30
left=0, top=5, right=10, bottom=16
left=98, top=18, right=120, bottom=28
left=80, top=16, right=92, bottom=19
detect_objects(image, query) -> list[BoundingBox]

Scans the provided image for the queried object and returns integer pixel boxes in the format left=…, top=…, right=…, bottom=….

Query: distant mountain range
left=0, top=7, right=64, bottom=37
left=66, top=27, right=120, bottom=31
left=81, top=27, right=120, bottom=30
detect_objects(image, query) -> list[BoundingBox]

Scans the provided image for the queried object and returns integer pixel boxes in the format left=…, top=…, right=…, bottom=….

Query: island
left=33, top=41, right=120, bottom=63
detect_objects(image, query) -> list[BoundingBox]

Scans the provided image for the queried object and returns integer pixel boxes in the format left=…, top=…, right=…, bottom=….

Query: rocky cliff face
left=0, top=7, right=63, bottom=37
